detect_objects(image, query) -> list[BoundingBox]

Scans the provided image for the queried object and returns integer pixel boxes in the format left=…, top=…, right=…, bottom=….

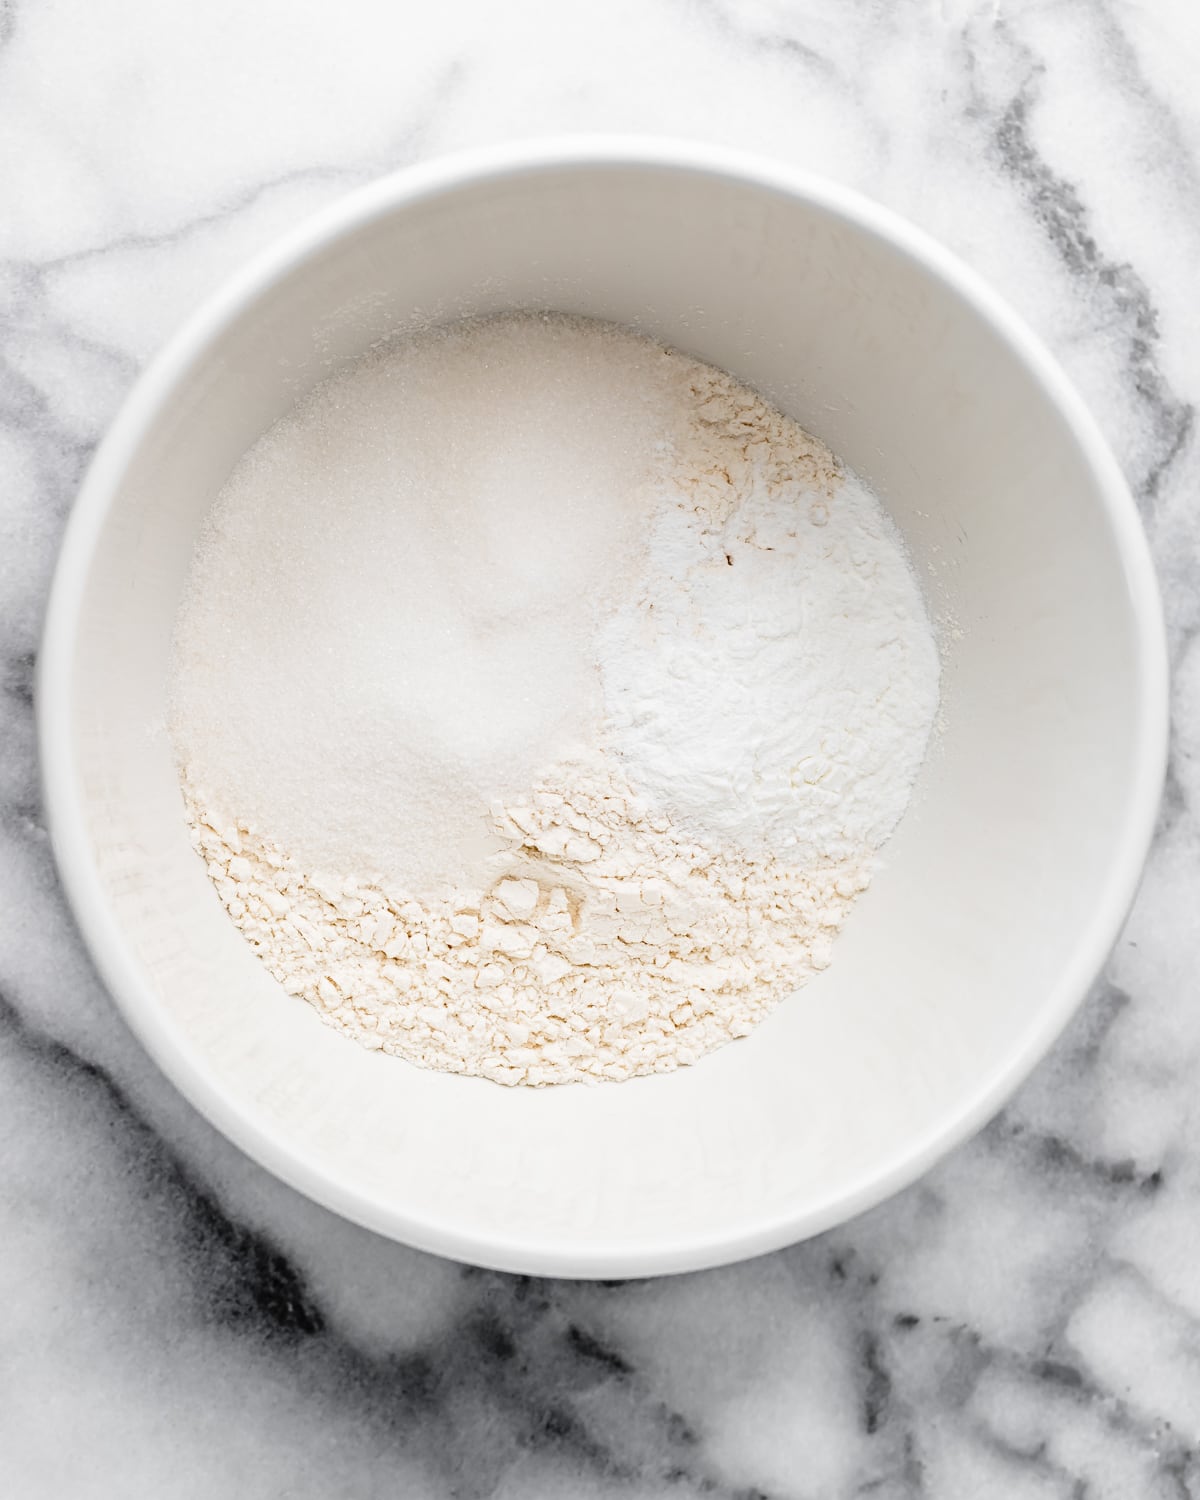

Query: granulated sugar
left=171, top=313, right=940, bottom=1086
left=172, top=315, right=679, bottom=894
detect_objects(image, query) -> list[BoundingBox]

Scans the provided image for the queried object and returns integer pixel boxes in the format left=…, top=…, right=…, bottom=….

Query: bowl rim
left=37, top=135, right=1170, bottom=1278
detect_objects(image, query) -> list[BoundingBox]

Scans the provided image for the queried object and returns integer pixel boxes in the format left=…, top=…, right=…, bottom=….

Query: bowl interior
left=51, top=154, right=1159, bottom=1275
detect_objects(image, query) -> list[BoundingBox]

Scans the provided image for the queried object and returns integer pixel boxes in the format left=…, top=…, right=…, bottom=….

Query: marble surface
left=2, top=0, right=1199, bottom=1493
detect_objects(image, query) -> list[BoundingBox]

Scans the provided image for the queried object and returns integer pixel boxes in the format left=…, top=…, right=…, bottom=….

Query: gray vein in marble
left=1089, top=0, right=1200, bottom=195
left=683, top=0, right=833, bottom=79
left=973, top=22, right=1195, bottom=511
left=0, top=978, right=776, bottom=1496
left=0, top=986, right=327, bottom=1340
left=681, top=0, right=885, bottom=151
left=3, top=1, right=1200, bottom=1494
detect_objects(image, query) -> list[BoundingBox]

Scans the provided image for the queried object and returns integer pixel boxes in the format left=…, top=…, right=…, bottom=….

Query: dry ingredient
left=185, top=762, right=870, bottom=1085
left=172, top=314, right=940, bottom=1086
left=600, top=361, right=939, bottom=865
left=171, top=315, right=674, bottom=895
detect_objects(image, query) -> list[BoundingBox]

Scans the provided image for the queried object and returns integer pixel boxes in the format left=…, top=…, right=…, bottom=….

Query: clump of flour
left=186, top=761, right=870, bottom=1086
left=172, top=314, right=940, bottom=1086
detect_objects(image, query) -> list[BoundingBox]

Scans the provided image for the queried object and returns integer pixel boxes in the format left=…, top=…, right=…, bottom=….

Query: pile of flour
left=172, top=314, right=940, bottom=1086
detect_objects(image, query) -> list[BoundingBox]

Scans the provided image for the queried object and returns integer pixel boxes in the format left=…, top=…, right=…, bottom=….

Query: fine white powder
left=600, top=364, right=939, bottom=865
left=172, top=314, right=940, bottom=1086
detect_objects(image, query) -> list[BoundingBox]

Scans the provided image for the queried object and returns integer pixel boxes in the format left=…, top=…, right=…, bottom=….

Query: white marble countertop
left=3, top=1, right=1199, bottom=1494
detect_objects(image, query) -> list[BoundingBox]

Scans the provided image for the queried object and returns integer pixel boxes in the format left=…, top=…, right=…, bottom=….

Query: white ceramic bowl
left=39, top=139, right=1167, bottom=1277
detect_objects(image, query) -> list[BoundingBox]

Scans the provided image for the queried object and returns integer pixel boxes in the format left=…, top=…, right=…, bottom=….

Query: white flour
left=601, top=361, right=939, bottom=863
left=186, top=762, right=869, bottom=1086
left=172, top=314, right=940, bottom=1086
